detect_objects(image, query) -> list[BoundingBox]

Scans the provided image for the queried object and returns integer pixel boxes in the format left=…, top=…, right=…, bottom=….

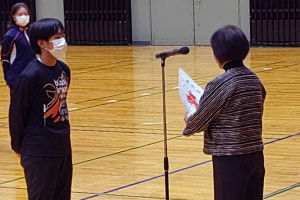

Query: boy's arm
left=9, top=76, right=32, bottom=153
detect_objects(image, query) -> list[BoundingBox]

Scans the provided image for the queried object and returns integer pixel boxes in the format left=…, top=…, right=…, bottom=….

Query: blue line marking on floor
left=80, top=132, right=300, bottom=200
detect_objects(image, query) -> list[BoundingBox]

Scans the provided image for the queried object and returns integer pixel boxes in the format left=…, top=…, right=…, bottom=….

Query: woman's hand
left=184, top=112, right=192, bottom=123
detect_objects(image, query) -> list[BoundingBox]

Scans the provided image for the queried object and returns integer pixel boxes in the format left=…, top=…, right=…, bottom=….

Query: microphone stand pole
left=160, top=57, right=169, bottom=200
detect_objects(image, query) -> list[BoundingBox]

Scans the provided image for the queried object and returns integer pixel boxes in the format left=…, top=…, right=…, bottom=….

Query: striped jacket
left=1, top=25, right=36, bottom=87
left=183, top=61, right=266, bottom=156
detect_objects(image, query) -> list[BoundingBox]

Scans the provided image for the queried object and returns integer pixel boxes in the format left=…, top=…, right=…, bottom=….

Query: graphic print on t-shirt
left=43, top=71, right=69, bottom=124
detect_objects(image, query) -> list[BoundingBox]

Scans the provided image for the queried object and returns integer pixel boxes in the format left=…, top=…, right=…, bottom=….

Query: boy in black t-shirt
left=9, top=18, right=72, bottom=200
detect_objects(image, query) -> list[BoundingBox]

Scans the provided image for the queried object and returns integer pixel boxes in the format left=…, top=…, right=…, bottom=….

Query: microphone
left=155, top=46, right=190, bottom=59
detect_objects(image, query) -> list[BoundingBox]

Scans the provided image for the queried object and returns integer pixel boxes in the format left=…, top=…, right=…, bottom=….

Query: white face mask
left=45, top=38, right=67, bottom=60
left=15, top=15, right=30, bottom=27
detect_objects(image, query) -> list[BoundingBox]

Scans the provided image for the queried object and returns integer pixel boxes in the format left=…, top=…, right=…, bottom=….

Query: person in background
left=1, top=2, right=36, bottom=92
left=9, top=18, right=72, bottom=200
left=183, top=25, right=266, bottom=200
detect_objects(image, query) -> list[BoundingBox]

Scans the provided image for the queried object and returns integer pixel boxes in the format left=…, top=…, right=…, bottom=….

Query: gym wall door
left=151, top=0, right=244, bottom=46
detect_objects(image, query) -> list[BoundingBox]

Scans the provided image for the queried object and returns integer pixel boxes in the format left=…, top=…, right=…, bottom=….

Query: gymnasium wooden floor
left=0, top=46, right=299, bottom=200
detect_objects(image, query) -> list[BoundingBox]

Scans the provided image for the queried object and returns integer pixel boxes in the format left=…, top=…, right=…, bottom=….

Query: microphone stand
left=160, top=57, right=169, bottom=200
left=156, top=47, right=189, bottom=200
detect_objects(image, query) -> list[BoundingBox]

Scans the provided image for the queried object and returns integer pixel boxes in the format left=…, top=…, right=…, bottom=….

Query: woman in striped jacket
left=183, top=25, right=266, bottom=200
left=1, top=3, right=36, bottom=92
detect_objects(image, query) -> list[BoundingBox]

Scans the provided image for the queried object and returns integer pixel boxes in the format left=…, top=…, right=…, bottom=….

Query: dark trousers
left=21, top=154, right=73, bottom=200
left=212, top=151, right=265, bottom=200
left=9, top=85, right=13, bottom=96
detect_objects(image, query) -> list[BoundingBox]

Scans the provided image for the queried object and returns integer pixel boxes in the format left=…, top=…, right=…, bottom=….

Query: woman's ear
left=12, top=15, right=17, bottom=22
left=213, top=55, right=222, bottom=68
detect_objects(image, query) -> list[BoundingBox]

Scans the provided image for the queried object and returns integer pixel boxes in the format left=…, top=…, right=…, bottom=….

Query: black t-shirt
left=9, top=59, right=71, bottom=156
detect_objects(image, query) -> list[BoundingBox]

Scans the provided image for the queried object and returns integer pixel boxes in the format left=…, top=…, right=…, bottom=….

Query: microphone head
left=155, top=46, right=190, bottom=59
left=179, top=46, right=190, bottom=55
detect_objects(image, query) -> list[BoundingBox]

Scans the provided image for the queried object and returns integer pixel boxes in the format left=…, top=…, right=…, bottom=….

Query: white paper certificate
left=178, top=68, right=204, bottom=114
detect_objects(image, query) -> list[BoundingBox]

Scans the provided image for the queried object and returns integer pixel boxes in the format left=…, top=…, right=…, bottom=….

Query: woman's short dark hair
left=8, top=3, right=32, bottom=28
left=210, top=25, right=249, bottom=65
left=29, top=18, right=65, bottom=54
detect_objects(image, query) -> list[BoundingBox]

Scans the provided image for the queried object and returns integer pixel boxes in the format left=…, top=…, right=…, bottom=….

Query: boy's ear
left=37, top=39, right=46, bottom=49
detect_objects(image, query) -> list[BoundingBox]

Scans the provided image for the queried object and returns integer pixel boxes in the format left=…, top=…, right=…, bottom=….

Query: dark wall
left=250, top=0, right=300, bottom=46
left=64, top=0, right=132, bottom=45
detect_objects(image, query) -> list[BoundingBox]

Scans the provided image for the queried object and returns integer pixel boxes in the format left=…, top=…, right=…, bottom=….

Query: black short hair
left=29, top=18, right=65, bottom=54
left=210, top=25, right=249, bottom=65
left=8, top=3, right=32, bottom=28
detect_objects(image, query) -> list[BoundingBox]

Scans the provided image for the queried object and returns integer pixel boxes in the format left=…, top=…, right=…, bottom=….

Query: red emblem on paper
left=186, top=92, right=199, bottom=108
